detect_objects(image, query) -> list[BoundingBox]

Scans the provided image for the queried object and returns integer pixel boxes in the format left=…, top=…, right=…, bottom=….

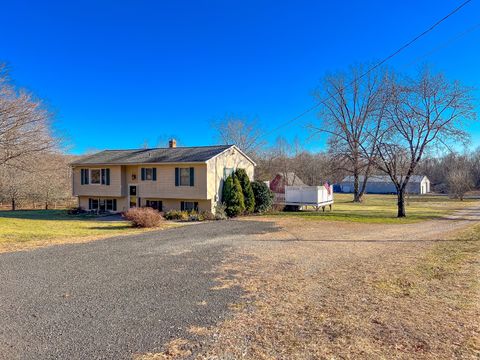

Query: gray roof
left=71, top=145, right=234, bottom=165
left=341, top=175, right=427, bottom=183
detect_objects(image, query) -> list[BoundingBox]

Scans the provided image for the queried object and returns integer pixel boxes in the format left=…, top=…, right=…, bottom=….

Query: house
left=339, top=175, right=431, bottom=195
left=71, top=140, right=255, bottom=213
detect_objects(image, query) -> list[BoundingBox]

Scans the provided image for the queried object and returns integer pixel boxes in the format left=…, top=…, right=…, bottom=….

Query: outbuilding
left=339, top=175, right=431, bottom=195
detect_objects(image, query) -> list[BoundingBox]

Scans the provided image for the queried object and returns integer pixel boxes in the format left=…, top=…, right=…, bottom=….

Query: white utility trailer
left=285, top=185, right=334, bottom=211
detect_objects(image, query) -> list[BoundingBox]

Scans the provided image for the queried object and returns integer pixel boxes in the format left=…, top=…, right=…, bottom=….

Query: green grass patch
left=267, top=193, right=477, bottom=223
left=0, top=210, right=142, bottom=246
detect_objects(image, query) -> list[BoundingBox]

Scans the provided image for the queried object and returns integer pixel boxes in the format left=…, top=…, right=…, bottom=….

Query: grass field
left=268, top=193, right=478, bottom=223
left=0, top=210, right=167, bottom=252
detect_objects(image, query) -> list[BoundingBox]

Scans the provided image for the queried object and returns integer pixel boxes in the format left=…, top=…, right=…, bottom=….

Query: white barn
left=340, top=175, right=431, bottom=195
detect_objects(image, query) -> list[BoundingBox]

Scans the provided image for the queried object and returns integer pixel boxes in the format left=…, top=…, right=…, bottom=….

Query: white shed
left=339, top=175, right=431, bottom=195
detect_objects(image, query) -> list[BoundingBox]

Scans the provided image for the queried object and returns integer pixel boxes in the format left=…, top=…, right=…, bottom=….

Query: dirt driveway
left=156, top=205, right=480, bottom=360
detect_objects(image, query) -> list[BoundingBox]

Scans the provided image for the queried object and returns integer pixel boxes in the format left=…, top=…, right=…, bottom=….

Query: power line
left=405, top=22, right=480, bottom=68
left=257, top=0, right=473, bottom=142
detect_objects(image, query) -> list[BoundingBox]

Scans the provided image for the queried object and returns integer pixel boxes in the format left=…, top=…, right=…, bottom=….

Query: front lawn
left=268, top=193, right=478, bottom=223
left=0, top=210, right=171, bottom=252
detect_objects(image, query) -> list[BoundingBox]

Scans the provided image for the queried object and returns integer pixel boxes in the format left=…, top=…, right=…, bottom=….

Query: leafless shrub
left=123, top=207, right=163, bottom=228
left=447, top=168, right=473, bottom=200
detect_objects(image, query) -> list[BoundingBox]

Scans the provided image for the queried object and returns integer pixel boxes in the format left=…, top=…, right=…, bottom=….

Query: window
left=175, top=167, right=194, bottom=186
left=145, top=200, right=162, bottom=211
left=89, top=198, right=116, bottom=211
left=180, top=168, right=190, bottom=186
left=81, top=169, right=90, bottom=184
left=106, top=199, right=117, bottom=211
left=141, top=167, right=157, bottom=181
left=145, top=168, right=153, bottom=180
left=89, top=198, right=99, bottom=210
left=99, top=199, right=106, bottom=212
left=90, top=169, right=101, bottom=184
left=181, top=201, right=198, bottom=212
left=84, top=168, right=110, bottom=185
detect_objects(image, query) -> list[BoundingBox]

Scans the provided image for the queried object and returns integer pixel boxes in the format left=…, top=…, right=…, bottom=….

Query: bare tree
left=0, top=64, right=57, bottom=167
left=212, top=115, right=266, bottom=155
left=376, top=68, right=475, bottom=217
left=311, top=65, right=388, bottom=202
left=447, top=167, right=473, bottom=201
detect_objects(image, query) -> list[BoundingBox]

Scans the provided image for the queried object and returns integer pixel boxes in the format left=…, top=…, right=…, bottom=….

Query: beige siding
left=72, top=166, right=123, bottom=197
left=206, top=147, right=255, bottom=208
left=138, top=164, right=208, bottom=199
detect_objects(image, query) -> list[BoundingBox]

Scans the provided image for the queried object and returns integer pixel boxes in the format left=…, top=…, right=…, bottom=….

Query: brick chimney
left=168, top=138, right=177, bottom=148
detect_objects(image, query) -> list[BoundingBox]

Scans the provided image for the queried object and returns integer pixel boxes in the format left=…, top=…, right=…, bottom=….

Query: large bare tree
left=376, top=68, right=475, bottom=217
left=311, top=65, right=388, bottom=202
left=0, top=64, right=56, bottom=167
left=212, top=115, right=266, bottom=155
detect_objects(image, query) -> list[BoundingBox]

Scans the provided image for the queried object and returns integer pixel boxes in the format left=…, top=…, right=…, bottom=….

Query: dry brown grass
left=134, top=338, right=192, bottom=360
left=130, top=205, right=480, bottom=360
left=143, top=218, right=480, bottom=359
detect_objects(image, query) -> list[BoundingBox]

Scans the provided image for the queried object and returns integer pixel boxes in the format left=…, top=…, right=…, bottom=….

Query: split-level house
left=71, top=140, right=255, bottom=213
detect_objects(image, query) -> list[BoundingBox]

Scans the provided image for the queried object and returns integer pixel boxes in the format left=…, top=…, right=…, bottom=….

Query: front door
left=129, top=185, right=137, bottom=207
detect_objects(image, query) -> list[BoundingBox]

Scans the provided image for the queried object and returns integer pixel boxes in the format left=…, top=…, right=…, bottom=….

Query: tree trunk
left=45, top=202, right=49, bottom=210
left=353, top=172, right=361, bottom=202
left=397, top=190, right=406, bottom=218
left=11, top=198, right=16, bottom=211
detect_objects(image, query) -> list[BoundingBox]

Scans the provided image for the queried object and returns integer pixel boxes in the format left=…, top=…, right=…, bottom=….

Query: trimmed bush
left=222, top=174, right=245, bottom=217
left=235, top=168, right=255, bottom=214
left=123, top=207, right=163, bottom=228
left=251, top=181, right=274, bottom=213
left=164, top=210, right=189, bottom=221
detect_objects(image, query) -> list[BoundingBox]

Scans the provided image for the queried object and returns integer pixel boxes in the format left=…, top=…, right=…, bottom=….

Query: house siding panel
left=206, top=147, right=255, bottom=208
left=73, top=165, right=123, bottom=197
left=137, top=164, right=208, bottom=199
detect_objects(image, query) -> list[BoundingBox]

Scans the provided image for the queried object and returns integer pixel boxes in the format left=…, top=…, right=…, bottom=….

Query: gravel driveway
left=1, top=206, right=479, bottom=360
left=0, top=220, right=279, bottom=360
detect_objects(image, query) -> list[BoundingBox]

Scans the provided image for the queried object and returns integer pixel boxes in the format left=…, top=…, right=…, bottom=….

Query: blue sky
left=2, top=0, right=479, bottom=154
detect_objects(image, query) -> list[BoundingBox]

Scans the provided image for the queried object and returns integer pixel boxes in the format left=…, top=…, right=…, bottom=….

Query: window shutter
left=180, top=201, right=184, bottom=211
left=175, top=168, right=179, bottom=186
left=194, top=202, right=198, bottom=211
left=152, top=168, right=157, bottom=181
left=88, top=198, right=92, bottom=209
left=81, top=169, right=85, bottom=185
left=190, top=167, right=194, bottom=186
left=141, top=168, right=146, bottom=181
left=85, top=169, right=89, bottom=185
left=106, top=168, right=110, bottom=185
left=101, top=169, right=106, bottom=184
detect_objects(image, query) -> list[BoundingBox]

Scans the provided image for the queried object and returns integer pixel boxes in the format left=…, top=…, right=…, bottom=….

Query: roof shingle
left=71, top=145, right=233, bottom=165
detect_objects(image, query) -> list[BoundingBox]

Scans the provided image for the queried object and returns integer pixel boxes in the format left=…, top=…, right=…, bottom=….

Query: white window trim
left=89, top=169, right=102, bottom=185
left=179, top=167, right=191, bottom=187
left=145, top=167, right=153, bottom=181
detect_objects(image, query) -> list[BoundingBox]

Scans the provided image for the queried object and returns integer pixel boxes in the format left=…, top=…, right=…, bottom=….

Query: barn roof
left=341, top=175, right=428, bottom=183
left=275, top=172, right=306, bottom=186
